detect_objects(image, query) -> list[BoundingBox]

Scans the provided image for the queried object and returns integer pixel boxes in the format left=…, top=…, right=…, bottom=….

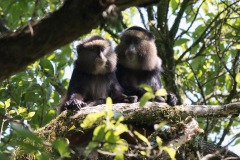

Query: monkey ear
left=148, top=32, right=155, bottom=40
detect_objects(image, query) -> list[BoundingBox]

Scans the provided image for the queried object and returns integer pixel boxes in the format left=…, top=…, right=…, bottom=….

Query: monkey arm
left=109, top=73, right=138, bottom=103
left=60, top=69, right=87, bottom=111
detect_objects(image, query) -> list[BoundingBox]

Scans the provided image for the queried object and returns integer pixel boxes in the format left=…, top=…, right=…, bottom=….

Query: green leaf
left=115, top=123, right=128, bottom=136
left=12, top=140, right=41, bottom=153
left=170, top=0, right=178, bottom=13
left=233, top=138, right=240, bottom=146
left=35, top=152, right=50, bottom=160
left=156, top=136, right=162, bottom=147
left=11, top=122, right=42, bottom=143
left=155, top=88, right=167, bottom=96
left=114, top=154, right=124, bottom=160
left=106, top=97, right=113, bottom=119
left=40, top=58, right=54, bottom=75
left=106, top=97, right=113, bottom=106
left=27, top=112, right=35, bottom=118
left=115, top=139, right=128, bottom=152
left=68, top=125, right=76, bottom=131
left=92, top=125, right=106, bottom=141
left=104, top=131, right=117, bottom=151
left=0, top=101, right=4, bottom=108
left=80, top=111, right=105, bottom=128
left=140, top=150, right=147, bottom=156
left=84, top=141, right=99, bottom=157
left=139, top=84, right=153, bottom=93
left=9, top=110, right=16, bottom=115
left=5, top=99, right=11, bottom=108
left=53, top=139, right=71, bottom=158
left=175, top=38, right=189, bottom=46
left=162, top=147, right=176, bottom=160
left=134, top=131, right=150, bottom=146
left=139, top=92, right=154, bottom=107
left=105, top=130, right=117, bottom=144
left=0, top=153, right=9, bottom=160
left=235, top=72, right=240, bottom=85
left=18, top=106, right=27, bottom=114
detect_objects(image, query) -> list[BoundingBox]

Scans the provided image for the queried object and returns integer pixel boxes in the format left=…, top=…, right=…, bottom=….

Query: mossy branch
left=36, top=102, right=240, bottom=142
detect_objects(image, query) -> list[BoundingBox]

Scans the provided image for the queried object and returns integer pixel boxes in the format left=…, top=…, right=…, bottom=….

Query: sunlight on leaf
left=9, top=110, right=16, bottom=115
left=155, top=89, right=167, bottom=97
left=106, top=97, right=113, bottom=106
left=140, top=84, right=153, bottom=93
left=80, top=111, right=105, bottom=128
left=93, top=125, right=106, bottom=141
left=162, top=146, right=176, bottom=160
left=114, top=153, right=124, bottom=160
left=235, top=73, right=240, bottom=85
left=139, top=92, right=154, bottom=107
left=0, top=101, right=4, bottom=108
left=156, top=136, right=162, bottom=147
left=28, top=112, right=35, bottom=118
left=106, top=97, right=113, bottom=119
left=68, top=125, right=76, bottom=131
left=53, top=139, right=71, bottom=158
left=116, top=139, right=128, bottom=152
left=18, top=106, right=27, bottom=114
left=5, top=99, right=11, bottom=108
left=140, top=151, right=147, bottom=156
left=105, top=130, right=116, bottom=145
left=115, top=123, right=128, bottom=136
left=134, top=131, right=150, bottom=146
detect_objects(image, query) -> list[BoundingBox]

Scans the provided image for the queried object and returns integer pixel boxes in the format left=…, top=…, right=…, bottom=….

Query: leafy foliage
left=0, top=0, right=240, bottom=158
left=81, top=98, right=176, bottom=159
left=139, top=84, right=168, bottom=107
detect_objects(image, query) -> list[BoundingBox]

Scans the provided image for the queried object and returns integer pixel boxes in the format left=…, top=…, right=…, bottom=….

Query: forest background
left=0, top=0, right=240, bottom=159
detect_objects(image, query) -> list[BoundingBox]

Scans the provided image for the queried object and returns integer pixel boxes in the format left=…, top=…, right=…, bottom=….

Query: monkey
left=60, top=35, right=138, bottom=112
left=115, top=26, right=177, bottom=106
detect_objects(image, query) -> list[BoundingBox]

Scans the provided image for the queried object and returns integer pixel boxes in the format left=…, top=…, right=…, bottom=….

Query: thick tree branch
left=72, top=102, right=240, bottom=126
left=39, top=102, right=240, bottom=135
left=0, top=0, right=161, bottom=82
left=33, top=102, right=240, bottom=159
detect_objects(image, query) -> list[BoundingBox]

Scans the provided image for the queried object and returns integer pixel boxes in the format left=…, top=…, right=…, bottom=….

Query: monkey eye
left=97, top=46, right=105, bottom=53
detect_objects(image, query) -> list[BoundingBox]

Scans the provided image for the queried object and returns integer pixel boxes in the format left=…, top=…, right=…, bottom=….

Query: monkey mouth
left=96, top=59, right=107, bottom=66
left=126, top=54, right=136, bottom=62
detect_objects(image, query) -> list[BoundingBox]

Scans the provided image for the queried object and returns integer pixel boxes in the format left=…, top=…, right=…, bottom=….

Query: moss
left=13, top=110, right=78, bottom=160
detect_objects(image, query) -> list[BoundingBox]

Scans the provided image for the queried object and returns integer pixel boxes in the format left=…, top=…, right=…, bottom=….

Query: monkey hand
left=87, top=99, right=106, bottom=106
left=154, top=96, right=166, bottom=103
left=166, top=92, right=178, bottom=106
left=123, top=95, right=138, bottom=103
left=62, top=98, right=87, bottom=111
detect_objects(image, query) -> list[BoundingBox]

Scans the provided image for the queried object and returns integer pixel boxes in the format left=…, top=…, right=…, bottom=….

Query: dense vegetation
left=0, top=0, right=239, bottom=159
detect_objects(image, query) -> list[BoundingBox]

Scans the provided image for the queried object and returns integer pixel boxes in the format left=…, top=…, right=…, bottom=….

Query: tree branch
left=33, top=102, right=240, bottom=159
left=41, top=102, right=240, bottom=134
left=169, top=0, right=193, bottom=39
left=0, top=0, right=161, bottom=82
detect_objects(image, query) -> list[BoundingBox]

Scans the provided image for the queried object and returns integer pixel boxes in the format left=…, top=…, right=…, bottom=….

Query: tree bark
left=35, top=101, right=240, bottom=140
left=21, top=102, right=238, bottom=159
left=0, top=0, right=160, bottom=82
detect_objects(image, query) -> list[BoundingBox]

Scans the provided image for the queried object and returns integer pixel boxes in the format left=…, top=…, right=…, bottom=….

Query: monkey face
left=76, top=35, right=117, bottom=74
left=115, top=27, right=161, bottom=71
